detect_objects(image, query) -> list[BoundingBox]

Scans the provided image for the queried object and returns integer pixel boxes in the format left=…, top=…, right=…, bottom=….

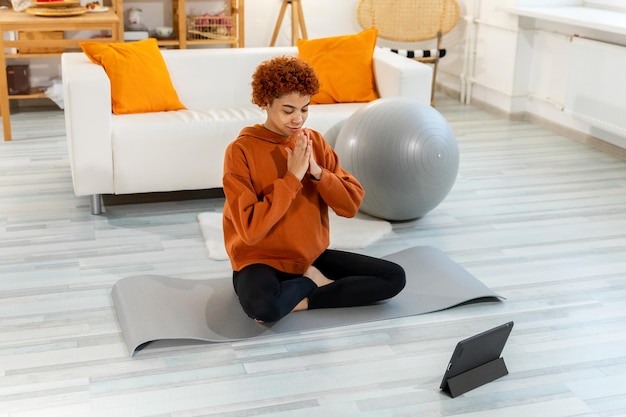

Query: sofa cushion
left=80, top=39, right=186, bottom=115
left=160, top=47, right=298, bottom=110
left=297, top=29, right=379, bottom=104
left=111, top=107, right=265, bottom=193
left=109, top=103, right=365, bottom=193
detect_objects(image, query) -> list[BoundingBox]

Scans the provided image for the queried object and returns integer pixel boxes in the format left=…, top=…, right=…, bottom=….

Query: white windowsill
left=498, top=6, right=626, bottom=37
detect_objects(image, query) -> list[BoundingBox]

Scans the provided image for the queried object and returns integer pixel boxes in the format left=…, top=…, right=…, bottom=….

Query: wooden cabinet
left=0, top=0, right=244, bottom=141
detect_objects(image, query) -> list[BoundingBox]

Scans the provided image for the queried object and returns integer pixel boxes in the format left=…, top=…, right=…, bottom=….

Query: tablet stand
left=443, top=357, right=509, bottom=398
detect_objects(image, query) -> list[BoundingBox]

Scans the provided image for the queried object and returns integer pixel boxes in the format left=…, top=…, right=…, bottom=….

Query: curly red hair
left=251, top=56, right=320, bottom=107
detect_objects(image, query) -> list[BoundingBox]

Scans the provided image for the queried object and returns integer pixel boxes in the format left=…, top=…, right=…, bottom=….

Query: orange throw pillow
left=80, top=38, right=186, bottom=115
left=297, top=28, right=379, bottom=104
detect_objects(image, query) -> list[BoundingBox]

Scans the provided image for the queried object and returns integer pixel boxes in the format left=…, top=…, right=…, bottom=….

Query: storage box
left=18, top=31, right=64, bottom=54
left=6, top=65, right=31, bottom=95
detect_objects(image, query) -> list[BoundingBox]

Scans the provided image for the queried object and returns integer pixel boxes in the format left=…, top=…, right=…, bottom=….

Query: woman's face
left=263, top=92, right=310, bottom=138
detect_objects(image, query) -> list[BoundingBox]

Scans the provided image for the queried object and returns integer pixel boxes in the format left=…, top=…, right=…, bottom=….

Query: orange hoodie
left=222, top=124, right=364, bottom=274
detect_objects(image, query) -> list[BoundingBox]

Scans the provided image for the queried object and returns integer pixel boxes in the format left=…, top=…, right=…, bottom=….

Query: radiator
left=564, top=36, right=626, bottom=137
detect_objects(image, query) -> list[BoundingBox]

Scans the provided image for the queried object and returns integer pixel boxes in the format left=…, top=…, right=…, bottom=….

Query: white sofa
left=61, top=46, right=433, bottom=214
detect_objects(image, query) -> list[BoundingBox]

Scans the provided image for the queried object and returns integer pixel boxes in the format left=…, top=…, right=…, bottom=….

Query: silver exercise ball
left=334, top=97, right=459, bottom=221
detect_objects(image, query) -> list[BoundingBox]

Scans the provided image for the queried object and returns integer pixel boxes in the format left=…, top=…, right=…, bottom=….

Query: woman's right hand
left=286, top=130, right=311, bottom=181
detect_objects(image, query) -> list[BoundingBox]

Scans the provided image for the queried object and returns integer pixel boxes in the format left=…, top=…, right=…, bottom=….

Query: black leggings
left=232, top=249, right=406, bottom=322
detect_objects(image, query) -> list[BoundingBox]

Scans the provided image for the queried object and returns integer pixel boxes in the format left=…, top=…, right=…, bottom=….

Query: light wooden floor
left=1, top=95, right=625, bottom=417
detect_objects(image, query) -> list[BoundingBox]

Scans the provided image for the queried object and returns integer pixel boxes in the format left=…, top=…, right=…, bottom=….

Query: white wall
left=436, top=0, right=626, bottom=149
left=119, top=0, right=364, bottom=46
left=242, top=0, right=362, bottom=47
left=20, top=0, right=626, bottom=149
left=204, top=0, right=626, bottom=149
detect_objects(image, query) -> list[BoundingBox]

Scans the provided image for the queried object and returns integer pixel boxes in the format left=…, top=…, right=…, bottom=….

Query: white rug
left=198, top=211, right=393, bottom=260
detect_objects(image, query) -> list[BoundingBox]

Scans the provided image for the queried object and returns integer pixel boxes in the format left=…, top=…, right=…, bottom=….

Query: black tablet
left=440, top=321, right=514, bottom=396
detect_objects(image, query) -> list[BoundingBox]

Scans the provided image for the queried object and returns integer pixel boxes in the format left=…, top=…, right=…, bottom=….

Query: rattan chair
left=357, top=0, right=460, bottom=105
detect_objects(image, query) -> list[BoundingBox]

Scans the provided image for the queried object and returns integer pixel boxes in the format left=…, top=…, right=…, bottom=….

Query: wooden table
left=0, top=9, right=121, bottom=141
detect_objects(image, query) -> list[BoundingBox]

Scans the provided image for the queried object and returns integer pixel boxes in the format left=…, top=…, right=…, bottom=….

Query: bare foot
left=259, top=267, right=332, bottom=321
left=304, top=265, right=333, bottom=287
left=292, top=297, right=308, bottom=312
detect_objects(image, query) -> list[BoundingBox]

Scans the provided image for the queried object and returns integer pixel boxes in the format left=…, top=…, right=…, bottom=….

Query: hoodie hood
left=239, top=124, right=293, bottom=145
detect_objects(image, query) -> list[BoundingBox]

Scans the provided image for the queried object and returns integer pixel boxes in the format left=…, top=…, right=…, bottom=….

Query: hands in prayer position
left=286, top=129, right=322, bottom=181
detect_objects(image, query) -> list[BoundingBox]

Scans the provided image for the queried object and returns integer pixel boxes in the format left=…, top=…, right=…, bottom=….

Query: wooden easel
left=270, top=0, right=308, bottom=46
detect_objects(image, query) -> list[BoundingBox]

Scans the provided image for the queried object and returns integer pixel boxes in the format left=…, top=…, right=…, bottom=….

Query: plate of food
left=85, top=1, right=107, bottom=11
left=30, top=0, right=80, bottom=7
left=26, top=5, right=87, bottom=16
left=87, top=6, right=108, bottom=12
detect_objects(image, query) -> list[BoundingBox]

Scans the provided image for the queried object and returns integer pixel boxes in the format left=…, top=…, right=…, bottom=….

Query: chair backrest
left=356, top=0, right=460, bottom=42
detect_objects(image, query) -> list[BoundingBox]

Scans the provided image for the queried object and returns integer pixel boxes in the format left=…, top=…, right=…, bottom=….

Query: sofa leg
left=90, top=194, right=103, bottom=215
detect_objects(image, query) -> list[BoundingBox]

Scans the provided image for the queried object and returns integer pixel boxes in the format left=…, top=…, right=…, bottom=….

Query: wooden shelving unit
left=0, top=0, right=244, bottom=141
left=171, top=0, right=244, bottom=49
left=124, top=0, right=244, bottom=49
left=0, top=6, right=122, bottom=141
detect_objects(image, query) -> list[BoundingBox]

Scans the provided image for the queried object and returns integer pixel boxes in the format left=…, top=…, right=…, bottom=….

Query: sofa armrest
left=61, top=52, right=114, bottom=197
left=373, top=48, right=434, bottom=105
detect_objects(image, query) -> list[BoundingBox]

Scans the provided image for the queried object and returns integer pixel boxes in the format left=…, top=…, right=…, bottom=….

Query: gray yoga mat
left=112, top=246, right=503, bottom=356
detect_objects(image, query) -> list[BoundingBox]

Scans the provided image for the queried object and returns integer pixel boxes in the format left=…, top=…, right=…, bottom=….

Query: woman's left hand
left=305, top=129, right=323, bottom=180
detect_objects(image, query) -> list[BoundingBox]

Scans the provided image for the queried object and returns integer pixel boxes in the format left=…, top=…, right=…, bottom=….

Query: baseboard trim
left=526, top=114, right=626, bottom=161
left=448, top=92, right=626, bottom=161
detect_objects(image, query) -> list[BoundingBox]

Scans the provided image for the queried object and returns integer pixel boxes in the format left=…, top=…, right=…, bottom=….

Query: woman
left=222, top=56, right=405, bottom=323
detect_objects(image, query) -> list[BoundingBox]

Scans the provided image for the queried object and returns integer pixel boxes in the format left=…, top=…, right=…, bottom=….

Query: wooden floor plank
left=1, top=94, right=625, bottom=416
